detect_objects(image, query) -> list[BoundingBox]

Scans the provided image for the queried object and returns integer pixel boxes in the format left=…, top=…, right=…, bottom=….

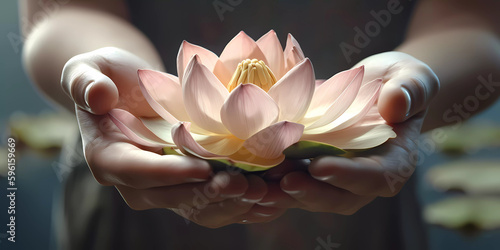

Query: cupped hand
left=258, top=51, right=440, bottom=214
left=62, top=47, right=283, bottom=227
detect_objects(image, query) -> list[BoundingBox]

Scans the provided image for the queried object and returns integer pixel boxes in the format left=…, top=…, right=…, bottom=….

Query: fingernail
left=283, top=189, right=305, bottom=197
left=220, top=193, right=245, bottom=199
left=257, top=201, right=277, bottom=206
left=184, top=178, right=207, bottom=183
left=312, top=175, right=335, bottom=182
left=239, top=197, right=262, bottom=204
left=401, top=87, right=411, bottom=117
left=253, top=212, right=273, bottom=217
left=84, top=82, right=95, bottom=108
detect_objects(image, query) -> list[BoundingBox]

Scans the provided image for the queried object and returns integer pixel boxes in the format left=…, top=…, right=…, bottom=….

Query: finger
left=87, top=140, right=213, bottom=188
left=76, top=109, right=212, bottom=189
left=257, top=181, right=302, bottom=209
left=62, top=55, right=119, bottom=114
left=308, top=156, right=389, bottom=196
left=308, top=113, right=425, bottom=197
left=179, top=175, right=266, bottom=228
left=378, top=63, right=439, bottom=123
left=280, top=172, right=375, bottom=214
left=236, top=205, right=287, bottom=224
left=239, top=175, right=268, bottom=203
left=260, top=159, right=310, bottom=181
left=116, top=172, right=249, bottom=210
left=61, top=47, right=152, bottom=115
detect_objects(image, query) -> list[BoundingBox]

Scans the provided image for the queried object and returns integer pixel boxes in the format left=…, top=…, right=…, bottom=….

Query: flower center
left=227, top=59, right=277, bottom=92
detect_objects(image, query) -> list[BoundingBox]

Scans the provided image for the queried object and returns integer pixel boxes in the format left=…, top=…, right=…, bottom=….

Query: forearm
left=21, top=3, right=163, bottom=111
left=396, top=0, right=500, bottom=131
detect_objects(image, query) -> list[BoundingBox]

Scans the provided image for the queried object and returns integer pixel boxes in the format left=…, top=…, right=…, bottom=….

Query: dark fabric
left=59, top=1, right=429, bottom=249
left=126, top=0, right=416, bottom=78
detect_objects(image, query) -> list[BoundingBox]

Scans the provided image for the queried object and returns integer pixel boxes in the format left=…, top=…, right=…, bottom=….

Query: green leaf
left=283, top=140, right=346, bottom=159
left=427, top=160, right=500, bottom=195
left=206, top=159, right=270, bottom=172
left=424, top=197, right=500, bottom=234
left=162, top=147, right=182, bottom=156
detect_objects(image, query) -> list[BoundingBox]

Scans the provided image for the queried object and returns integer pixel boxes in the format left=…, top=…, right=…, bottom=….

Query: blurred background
left=1, top=1, right=500, bottom=249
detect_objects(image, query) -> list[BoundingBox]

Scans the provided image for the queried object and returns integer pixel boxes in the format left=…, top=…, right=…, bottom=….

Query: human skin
left=20, top=0, right=500, bottom=226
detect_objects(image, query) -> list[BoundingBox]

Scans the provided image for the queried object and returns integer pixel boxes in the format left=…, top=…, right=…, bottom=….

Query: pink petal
left=256, top=30, right=285, bottom=79
left=304, top=68, right=364, bottom=129
left=315, top=79, right=326, bottom=87
left=141, top=117, right=218, bottom=142
left=171, top=121, right=244, bottom=156
left=215, top=31, right=268, bottom=85
left=183, top=55, right=229, bottom=134
left=171, top=122, right=220, bottom=157
left=307, top=66, right=364, bottom=117
left=138, top=70, right=190, bottom=124
left=357, top=106, right=386, bottom=126
left=221, top=84, right=279, bottom=140
left=198, top=135, right=244, bottom=156
left=283, top=33, right=305, bottom=71
left=108, top=109, right=173, bottom=147
left=301, top=123, right=396, bottom=149
left=139, top=117, right=176, bottom=144
left=243, top=121, right=304, bottom=159
left=213, top=60, right=233, bottom=87
left=227, top=147, right=286, bottom=168
left=177, top=41, right=219, bottom=84
left=305, top=78, right=383, bottom=134
left=267, top=58, right=315, bottom=122
left=171, top=122, right=282, bottom=167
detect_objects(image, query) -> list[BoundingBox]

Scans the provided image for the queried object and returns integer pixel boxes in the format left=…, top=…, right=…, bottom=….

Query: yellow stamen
left=227, top=59, right=277, bottom=92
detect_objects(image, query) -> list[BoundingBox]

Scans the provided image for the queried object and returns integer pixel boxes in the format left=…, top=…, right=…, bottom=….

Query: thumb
left=61, top=56, right=119, bottom=115
left=61, top=47, right=153, bottom=115
left=378, top=65, right=440, bottom=123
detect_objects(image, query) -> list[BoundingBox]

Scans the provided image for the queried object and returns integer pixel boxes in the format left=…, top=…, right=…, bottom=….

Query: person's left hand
left=256, top=52, right=439, bottom=214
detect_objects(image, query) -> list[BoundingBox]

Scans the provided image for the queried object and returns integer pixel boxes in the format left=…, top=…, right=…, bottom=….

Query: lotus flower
left=109, top=30, right=396, bottom=171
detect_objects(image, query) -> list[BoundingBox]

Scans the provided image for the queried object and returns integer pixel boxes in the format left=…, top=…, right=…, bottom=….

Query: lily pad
left=0, top=147, right=7, bottom=177
left=424, top=197, right=500, bottom=234
left=283, top=140, right=346, bottom=159
left=436, top=124, right=500, bottom=155
left=427, top=160, right=500, bottom=195
left=9, top=111, right=78, bottom=150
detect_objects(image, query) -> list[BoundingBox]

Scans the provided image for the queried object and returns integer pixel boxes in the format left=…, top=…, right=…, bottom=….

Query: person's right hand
left=61, top=47, right=285, bottom=228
